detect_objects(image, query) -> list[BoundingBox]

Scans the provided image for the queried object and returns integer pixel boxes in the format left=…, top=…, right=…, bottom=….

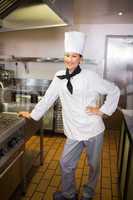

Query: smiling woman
left=19, top=31, right=120, bottom=200
left=64, top=53, right=82, bottom=72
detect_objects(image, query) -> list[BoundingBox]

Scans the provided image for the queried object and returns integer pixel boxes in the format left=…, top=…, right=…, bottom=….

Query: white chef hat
left=64, top=31, right=87, bottom=55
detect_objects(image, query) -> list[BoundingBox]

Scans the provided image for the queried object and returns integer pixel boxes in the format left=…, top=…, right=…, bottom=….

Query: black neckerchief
left=57, top=65, right=81, bottom=94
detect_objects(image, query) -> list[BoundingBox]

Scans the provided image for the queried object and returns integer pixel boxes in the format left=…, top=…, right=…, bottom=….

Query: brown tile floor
left=14, top=130, right=120, bottom=200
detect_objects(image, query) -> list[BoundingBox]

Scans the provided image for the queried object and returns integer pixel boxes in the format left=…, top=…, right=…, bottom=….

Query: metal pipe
left=0, top=81, right=4, bottom=89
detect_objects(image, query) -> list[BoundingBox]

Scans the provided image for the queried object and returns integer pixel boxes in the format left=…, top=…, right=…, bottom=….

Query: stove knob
left=0, top=149, right=5, bottom=158
left=8, top=138, right=17, bottom=148
left=16, top=135, right=22, bottom=142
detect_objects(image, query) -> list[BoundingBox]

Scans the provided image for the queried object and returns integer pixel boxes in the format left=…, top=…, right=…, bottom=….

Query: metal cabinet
left=126, top=149, right=133, bottom=200
left=0, top=147, right=24, bottom=200
left=118, top=121, right=125, bottom=173
left=119, top=132, right=130, bottom=200
left=118, top=119, right=133, bottom=200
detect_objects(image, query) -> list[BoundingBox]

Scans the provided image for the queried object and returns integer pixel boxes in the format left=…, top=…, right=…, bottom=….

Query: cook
left=19, top=31, right=120, bottom=200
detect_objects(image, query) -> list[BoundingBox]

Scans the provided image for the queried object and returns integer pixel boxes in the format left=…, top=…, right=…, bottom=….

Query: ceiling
left=74, top=0, right=133, bottom=24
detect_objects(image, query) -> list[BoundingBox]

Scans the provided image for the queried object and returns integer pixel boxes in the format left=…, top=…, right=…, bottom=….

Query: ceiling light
left=117, top=11, right=124, bottom=16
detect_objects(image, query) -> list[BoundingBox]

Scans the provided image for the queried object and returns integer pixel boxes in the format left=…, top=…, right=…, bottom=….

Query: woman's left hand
left=86, top=106, right=103, bottom=116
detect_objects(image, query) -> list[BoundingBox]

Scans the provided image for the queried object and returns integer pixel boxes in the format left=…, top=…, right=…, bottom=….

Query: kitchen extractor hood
left=0, top=0, right=73, bottom=32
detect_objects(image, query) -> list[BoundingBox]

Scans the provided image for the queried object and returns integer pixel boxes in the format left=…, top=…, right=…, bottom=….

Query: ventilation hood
left=0, top=0, right=73, bottom=32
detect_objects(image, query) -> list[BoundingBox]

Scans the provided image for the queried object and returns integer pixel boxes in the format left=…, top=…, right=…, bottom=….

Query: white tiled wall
left=0, top=24, right=133, bottom=79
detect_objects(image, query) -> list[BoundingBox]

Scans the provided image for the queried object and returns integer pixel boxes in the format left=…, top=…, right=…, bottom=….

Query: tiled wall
left=0, top=24, right=133, bottom=79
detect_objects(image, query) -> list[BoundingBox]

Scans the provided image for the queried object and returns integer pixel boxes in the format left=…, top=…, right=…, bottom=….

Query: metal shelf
left=0, top=56, right=98, bottom=65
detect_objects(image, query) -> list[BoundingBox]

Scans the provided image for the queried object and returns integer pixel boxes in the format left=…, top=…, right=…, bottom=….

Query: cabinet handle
left=0, top=151, right=24, bottom=179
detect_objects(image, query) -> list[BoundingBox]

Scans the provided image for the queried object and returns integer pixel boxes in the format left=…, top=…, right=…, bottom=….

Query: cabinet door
left=120, top=133, right=130, bottom=199
left=126, top=149, right=133, bottom=200
left=0, top=150, right=24, bottom=200
left=118, top=121, right=125, bottom=173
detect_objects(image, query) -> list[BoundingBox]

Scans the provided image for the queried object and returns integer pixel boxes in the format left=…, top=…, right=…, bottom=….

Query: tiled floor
left=14, top=130, right=120, bottom=200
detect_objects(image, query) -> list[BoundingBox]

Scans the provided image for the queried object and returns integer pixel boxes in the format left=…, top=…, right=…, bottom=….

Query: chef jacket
left=31, top=69, right=120, bottom=141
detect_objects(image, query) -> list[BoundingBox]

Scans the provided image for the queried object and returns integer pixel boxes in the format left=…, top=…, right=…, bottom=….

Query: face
left=64, top=52, right=82, bottom=72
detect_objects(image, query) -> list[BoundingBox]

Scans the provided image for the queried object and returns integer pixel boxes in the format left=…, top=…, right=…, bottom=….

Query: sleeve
left=92, top=72, right=120, bottom=116
left=30, top=74, right=59, bottom=121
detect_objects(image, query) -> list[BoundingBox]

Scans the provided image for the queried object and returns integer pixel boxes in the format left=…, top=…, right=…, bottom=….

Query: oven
left=0, top=113, right=25, bottom=200
left=0, top=146, right=24, bottom=200
left=0, top=113, right=43, bottom=200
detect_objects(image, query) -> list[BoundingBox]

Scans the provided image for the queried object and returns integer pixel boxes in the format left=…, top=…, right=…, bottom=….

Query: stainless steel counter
left=0, top=112, right=43, bottom=199
left=118, top=109, right=133, bottom=200
left=121, top=109, right=133, bottom=141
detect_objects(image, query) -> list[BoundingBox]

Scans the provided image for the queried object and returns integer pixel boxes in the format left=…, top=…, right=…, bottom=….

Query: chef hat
left=64, top=31, right=87, bottom=55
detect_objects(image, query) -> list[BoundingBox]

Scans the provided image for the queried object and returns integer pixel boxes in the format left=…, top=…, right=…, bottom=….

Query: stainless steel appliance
left=23, top=118, right=44, bottom=178
left=104, top=35, right=133, bottom=130
left=43, top=106, right=54, bottom=131
left=0, top=64, right=5, bottom=70
left=0, top=112, right=43, bottom=200
left=0, top=78, right=64, bottom=134
left=0, top=69, right=15, bottom=86
left=105, top=35, right=133, bottom=109
left=10, top=78, right=55, bottom=131
left=54, top=98, right=64, bottom=133
left=0, top=113, right=25, bottom=200
left=0, top=0, right=73, bottom=31
left=12, top=78, right=51, bottom=101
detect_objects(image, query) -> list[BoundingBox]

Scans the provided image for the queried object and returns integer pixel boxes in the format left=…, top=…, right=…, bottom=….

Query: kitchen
left=0, top=0, right=133, bottom=200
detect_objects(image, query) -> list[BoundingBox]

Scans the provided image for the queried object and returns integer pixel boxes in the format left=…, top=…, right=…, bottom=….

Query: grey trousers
left=60, top=133, right=104, bottom=198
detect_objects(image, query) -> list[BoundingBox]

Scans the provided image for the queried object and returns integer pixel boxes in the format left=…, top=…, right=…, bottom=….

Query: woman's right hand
left=18, top=111, right=31, bottom=119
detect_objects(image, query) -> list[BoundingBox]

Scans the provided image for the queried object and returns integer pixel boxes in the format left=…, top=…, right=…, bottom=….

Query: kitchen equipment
left=0, top=102, right=35, bottom=114
left=0, top=77, right=64, bottom=133
left=10, top=78, right=55, bottom=131
left=54, top=98, right=64, bottom=133
left=104, top=35, right=133, bottom=130
left=0, top=0, right=73, bottom=31
left=0, top=112, right=43, bottom=200
left=23, top=117, right=44, bottom=178
left=0, top=69, right=15, bottom=86
left=13, top=78, right=51, bottom=97
left=0, top=64, right=5, bottom=70
left=43, top=106, right=54, bottom=131
left=0, top=113, right=25, bottom=200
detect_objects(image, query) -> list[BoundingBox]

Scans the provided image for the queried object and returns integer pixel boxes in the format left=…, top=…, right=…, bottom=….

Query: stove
left=0, top=112, right=43, bottom=200
left=0, top=112, right=26, bottom=200
left=0, top=113, right=25, bottom=169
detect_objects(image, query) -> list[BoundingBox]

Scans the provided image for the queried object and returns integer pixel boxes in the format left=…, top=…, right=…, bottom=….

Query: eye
left=64, top=53, right=70, bottom=57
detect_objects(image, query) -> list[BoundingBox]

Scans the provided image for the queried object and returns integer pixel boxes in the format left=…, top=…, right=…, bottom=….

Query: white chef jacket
left=31, top=69, right=120, bottom=141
